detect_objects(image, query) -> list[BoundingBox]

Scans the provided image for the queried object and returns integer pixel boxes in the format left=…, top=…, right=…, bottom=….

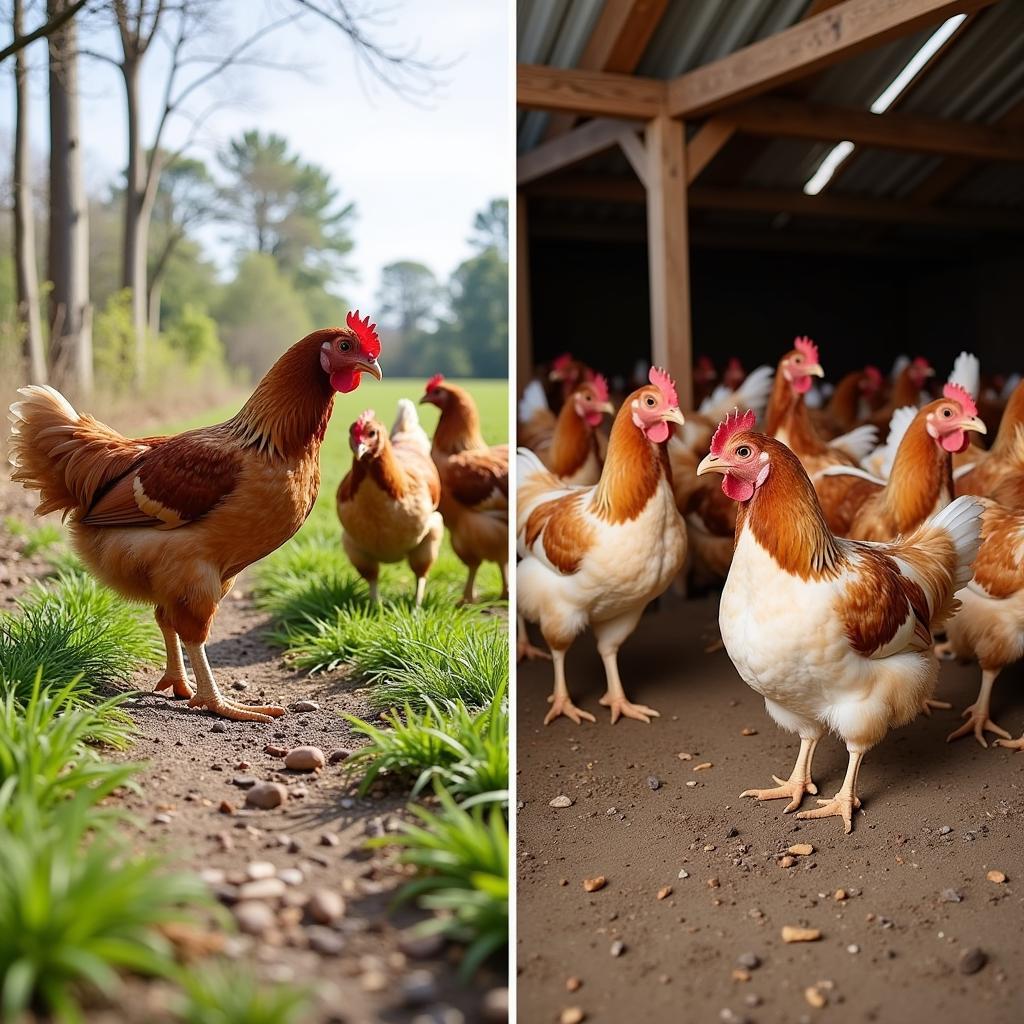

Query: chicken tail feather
left=8, top=385, right=147, bottom=519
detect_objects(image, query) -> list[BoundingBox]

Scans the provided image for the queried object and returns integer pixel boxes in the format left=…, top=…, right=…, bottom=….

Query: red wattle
left=331, top=370, right=361, bottom=394
left=584, top=411, right=603, bottom=428
left=940, top=429, right=966, bottom=453
left=791, top=375, right=812, bottom=394
left=644, top=420, right=670, bottom=444
left=722, top=473, right=754, bottom=502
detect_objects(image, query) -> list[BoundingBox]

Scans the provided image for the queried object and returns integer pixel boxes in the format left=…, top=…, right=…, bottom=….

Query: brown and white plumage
left=517, top=368, right=688, bottom=725
left=698, top=417, right=982, bottom=833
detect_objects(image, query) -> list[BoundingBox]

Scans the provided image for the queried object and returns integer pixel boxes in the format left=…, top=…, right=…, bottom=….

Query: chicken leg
left=994, top=734, right=1024, bottom=751
left=594, top=611, right=658, bottom=724
left=153, top=610, right=193, bottom=699
left=459, top=563, right=479, bottom=605
left=517, top=614, right=551, bottom=662
left=544, top=648, right=594, bottom=725
left=796, top=749, right=864, bottom=835
left=741, top=736, right=819, bottom=812
left=184, top=641, right=285, bottom=724
left=947, top=668, right=1010, bottom=747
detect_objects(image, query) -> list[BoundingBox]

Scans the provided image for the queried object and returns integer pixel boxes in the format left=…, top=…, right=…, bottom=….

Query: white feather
left=947, top=351, right=980, bottom=399
left=829, top=423, right=878, bottom=462
left=861, top=405, right=917, bottom=480
left=820, top=464, right=887, bottom=486
left=699, top=365, right=774, bottom=422
left=517, top=379, right=550, bottom=422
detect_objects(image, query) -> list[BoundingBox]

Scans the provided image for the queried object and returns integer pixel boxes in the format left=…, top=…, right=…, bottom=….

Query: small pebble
left=237, top=878, right=285, bottom=901
left=737, top=953, right=760, bottom=970
left=482, top=988, right=508, bottom=1023
left=308, top=927, right=346, bottom=956
left=292, top=700, right=320, bottom=712
left=741, top=727, right=757, bottom=736
left=678, top=869, right=690, bottom=879
left=959, top=947, right=987, bottom=975
left=847, top=944, right=860, bottom=954
left=245, top=782, right=287, bottom=810
left=285, top=746, right=325, bottom=771
left=782, top=926, right=822, bottom=943
left=560, top=1009, right=585, bottom=1024
left=788, top=843, right=814, bottom=856
left=308, top=890, right=345, bottom=924
left=399, top=931, right=446, bottom=959
left=233, top=901, right=275, bottom=935
left=694, top=762, right=713, bottom=772
left=566, top=977, right=582, bottom=992
left=211, top=722, right=228, bottom=734
left=246, top=861, right=276, bottom=881
left=657, top=885, right=672, bottom=901
left=328, top=748, right=352, bottom=764
left=610, top=940, right=625, bottom=957
left=583, top=876, right=607, bottom=893
left=278, top=868, right=304, bottom=887
left=677, top=752, right=693, bottom=760
left=402, top=970, right=438, bottom=1006
left=647, top=776, right=661, bottom=790
left=987, top=870, right=1007, bottom=884
left=940, top=888, right=963, bottom=903
left=264, top=744, right=288, bottom=757
left=938, top=825, right=952, bottom=835
left=550, top=795, right=574, bottom=808
left=707, top=877, right=720, bottom=889
left=779, top=855, right=795, bottom=868
left=834, top=888, right=847, bottom=901
left=805, top=986, right=827, bottom=1008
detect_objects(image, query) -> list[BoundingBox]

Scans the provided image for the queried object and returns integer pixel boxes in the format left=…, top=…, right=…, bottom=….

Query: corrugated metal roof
left=518, top=0, right=1024, bottom=219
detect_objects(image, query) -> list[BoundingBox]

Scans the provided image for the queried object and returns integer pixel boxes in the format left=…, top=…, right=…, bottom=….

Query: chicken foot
left=994, top=734, right=1024, bottom=751
left=544, top=649, right=594, bottom=725
left=741, top=736, right=819, bottom=812
left=595, top=612, right=658, bottom=724
left=153, top=617, right=194, bottom=699
left=184, top=641, right=285, bottom=723
left=796, top=749, right=864, bottom=835
left=947, top=668, right=1010, bottom=747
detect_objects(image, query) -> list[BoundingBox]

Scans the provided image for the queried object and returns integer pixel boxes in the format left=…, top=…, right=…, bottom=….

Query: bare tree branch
left=0, top=0, right=88, bottom=64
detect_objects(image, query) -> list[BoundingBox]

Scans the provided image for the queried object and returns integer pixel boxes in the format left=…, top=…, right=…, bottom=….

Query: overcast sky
left=0, top=0, right=510, bottom=310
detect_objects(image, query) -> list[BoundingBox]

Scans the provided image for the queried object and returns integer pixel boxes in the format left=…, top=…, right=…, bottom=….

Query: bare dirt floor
left=516, top=592, right=1024, bottom=1024
left=1, top=483, right=506, bottom=1024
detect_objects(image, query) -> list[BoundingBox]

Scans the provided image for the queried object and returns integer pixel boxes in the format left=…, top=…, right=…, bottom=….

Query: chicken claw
left=599, top=694, right=660, bottom=724
left=741, top=775, right=817, bottom=813
left=544, top=694, right=595, bottom=726
left=519, top=638, right=552, bottom=662
left=946, top=704, right=1011, bottom=747
left=188, top=694, right=286, bottom=724
left=796, top=793, right=861, bottom=835
left=994, top=735, right=1024, bottom=751
left=920, top=697, right=952, bottom=716
left=154, top=673, right=194, bottom=699
left=933, top=640, right=956, bottom=661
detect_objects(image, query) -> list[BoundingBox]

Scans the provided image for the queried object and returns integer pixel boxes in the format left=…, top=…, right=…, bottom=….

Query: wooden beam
left=616, top=129, right=649, bottom=187
left=523, top=174, right=1024, bottom=232
left=666, top=0, right=998, bottom=118
left=728, top=96, right=1024, bottom=162
left=517, top=195, right=533, bottom=398
left=913, top=97, right=1024, bottom=204
left=543, top=0, right=669, bottom=140
left=517, top=63, right=665, bottom=119
left=645, top=114, right=692, bottom=408
left=517, top=117, right=640, bottom=186
left=687, top=120, right=737, bottom=184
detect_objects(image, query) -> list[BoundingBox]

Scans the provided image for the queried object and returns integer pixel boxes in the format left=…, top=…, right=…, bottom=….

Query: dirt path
left=516, top=593, right=1024, bottom=1024
left=1, top=485, right=506, bottom=1024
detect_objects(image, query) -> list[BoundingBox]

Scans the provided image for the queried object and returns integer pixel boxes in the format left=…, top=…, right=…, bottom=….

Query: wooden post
left=644, top=113, right=692, bottom=409
left=516, top=193, right=533, bottom=397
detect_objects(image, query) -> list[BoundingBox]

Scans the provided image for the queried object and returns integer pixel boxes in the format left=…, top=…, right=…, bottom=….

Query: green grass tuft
left=342, top=682, right=508, bottom=803
left=374, top=785, right=508, bottom=979
left=173, top=962, right=312, bottom=1024
left=0, top=797, right=213, bottom=1023
left=0, top=571, right=159, bottom=704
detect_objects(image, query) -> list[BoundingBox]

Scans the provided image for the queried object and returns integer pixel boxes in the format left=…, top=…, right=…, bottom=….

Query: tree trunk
left=13, top=0, right=46, bottom=384
left=147, top=274, right=162, bottom=335
left=121, top=56, right=149, bottom=383
left=47, top=0, right=91, bottom=397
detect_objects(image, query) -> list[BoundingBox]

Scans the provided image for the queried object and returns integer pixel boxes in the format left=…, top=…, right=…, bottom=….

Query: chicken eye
left=792, top=355, right=802, bottom=363
left=369, top=430, right=377, bottom=438
left=339, top=340, right=350, bottom=351
left=645, top=396, right=656, bottom=407
left=736, top=446, right=751, bottom=459
left=942, top=408, right=952, bottom=418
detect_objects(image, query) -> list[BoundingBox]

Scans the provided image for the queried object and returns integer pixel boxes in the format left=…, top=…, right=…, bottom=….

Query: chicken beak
left=663, top=407, right=686, bottom=428
left=806, top=363, right=825, bottom=378
left=599, top=401, right=615, bottom=415
left=355, top=442, right=369, bottom=460
left=356, top=357, right=383, bottom=381
left=696, top=453, right=724, bottom=476
left=963, top=416, right=987, bottom=435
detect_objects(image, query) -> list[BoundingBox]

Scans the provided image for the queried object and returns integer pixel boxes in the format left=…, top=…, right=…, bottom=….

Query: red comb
left=345, top=310, right=381, bottom=358
left=794, top=336, right=819, bottom=364
left=943, top=382, right=978, bottom=417
left=552, top=353, right=573, bottom=371
left=864, top=365, right=882, bottom=383
left=912, top=356, right=931, bottom=369
left=710, top=408, right=756, bottom=456
left=649, top=366, right=679, bottom=407
left=591, top=373, right=609, bottom=403
left=425, top=373, right=444, bottom=392
left=352, top=409, right=376, bottom=438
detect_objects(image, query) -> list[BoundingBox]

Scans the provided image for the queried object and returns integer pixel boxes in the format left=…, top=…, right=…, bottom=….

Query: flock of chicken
left=517, top=340, right=1024, bottom=834
left=10, top=317, right=510, bottom=726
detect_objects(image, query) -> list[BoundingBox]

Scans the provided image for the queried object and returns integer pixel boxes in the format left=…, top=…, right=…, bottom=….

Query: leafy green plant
left=0, top=676, right=137, bottom=831
left=343, top=683, right=508, bottom=803
left=174, top=962, right=311, bottom=1024
left=0, top=571, right=159, bottom=703
left=375, top=785, right=508, bottom=978
left=0, top=797, right=212, bottom=1024
left=3, top=518, right=63, bottom=557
